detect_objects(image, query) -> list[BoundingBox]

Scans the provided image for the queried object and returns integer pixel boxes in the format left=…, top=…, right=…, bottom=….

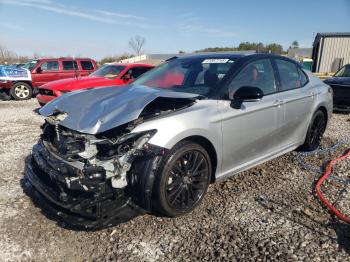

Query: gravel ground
left=0, top=99, right=349, bottom=261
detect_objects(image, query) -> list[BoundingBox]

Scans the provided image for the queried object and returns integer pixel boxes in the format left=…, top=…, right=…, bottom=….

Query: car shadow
left=20, top=155, right=143, bottom=231
left=33, top=107, right=41, bottom=115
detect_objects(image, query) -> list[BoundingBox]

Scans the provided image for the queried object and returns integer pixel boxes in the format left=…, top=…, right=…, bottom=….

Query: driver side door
left=219, top=58, right=284, bottom=177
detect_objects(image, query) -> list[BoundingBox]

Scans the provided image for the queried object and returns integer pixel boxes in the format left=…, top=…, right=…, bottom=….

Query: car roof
left=109, top=63, right=154, bottom=67
left=174, top=52, right=255, bottom=61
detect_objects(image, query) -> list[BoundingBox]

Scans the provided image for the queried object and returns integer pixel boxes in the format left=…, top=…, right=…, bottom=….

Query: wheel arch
left=316, top=105, right=328, bottom=125
left=12, top=80, right=33, bottom=87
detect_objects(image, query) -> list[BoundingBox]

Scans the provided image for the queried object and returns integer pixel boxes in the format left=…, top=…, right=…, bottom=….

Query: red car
left=0, top=57, right=97, bottom=100
left=36, top=63, right=154, bottom=106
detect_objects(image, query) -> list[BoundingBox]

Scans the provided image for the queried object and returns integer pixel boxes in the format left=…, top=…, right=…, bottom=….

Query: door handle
left=272, top=100, right=284, bottom=107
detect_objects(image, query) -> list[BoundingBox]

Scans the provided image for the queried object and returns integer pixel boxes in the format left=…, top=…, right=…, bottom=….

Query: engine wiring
left=295, top=140, right=350, bottom=224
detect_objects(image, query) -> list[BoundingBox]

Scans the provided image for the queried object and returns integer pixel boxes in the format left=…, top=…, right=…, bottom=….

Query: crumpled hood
left=39, top=85, right=198, bottom=134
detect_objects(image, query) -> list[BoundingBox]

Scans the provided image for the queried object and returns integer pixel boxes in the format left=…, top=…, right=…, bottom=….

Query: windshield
left=22, top=60, right=38, bottom=71
left=334, top=65, right=350, bottom=77
left=90, top=65, right=126, bottom=79
left=132, top=57, right=236, bottom=97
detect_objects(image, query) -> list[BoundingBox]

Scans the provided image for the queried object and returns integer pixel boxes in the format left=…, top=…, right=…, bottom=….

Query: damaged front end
left=25, top=115, right=165, bottom=229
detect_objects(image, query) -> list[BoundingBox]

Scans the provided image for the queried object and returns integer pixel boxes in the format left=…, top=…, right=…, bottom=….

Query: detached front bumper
left=24, top=141, right=141, bottom=229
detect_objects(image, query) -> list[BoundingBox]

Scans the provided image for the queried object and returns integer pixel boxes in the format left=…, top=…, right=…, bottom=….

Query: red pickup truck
left=0, top=57, right=97, bottom=100
left=37, top=63, right=154, bottom=106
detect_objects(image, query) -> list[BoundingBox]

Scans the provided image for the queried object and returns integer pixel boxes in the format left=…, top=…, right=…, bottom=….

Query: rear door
left=60, top=60, right=79, bottom=79
left=272, top=58, right=315, bottom=147
left=32, top=60, right=60, bottom=86
left=220, top=58, right=283, bottom=174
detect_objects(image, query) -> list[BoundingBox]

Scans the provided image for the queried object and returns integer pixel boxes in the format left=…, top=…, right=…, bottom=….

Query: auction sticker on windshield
left=202, top=59, right=230, bottom=64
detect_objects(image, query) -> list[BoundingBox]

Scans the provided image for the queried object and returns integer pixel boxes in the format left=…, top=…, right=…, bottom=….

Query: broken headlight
left=96, top=130, right=157, bottom=159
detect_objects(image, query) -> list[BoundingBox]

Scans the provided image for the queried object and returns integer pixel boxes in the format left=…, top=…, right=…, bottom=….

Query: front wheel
left=10, top=82, right=33, bottom=100
left=154, top=141, right=212, bottom=217
left=300, top=110, right=327, bottom=151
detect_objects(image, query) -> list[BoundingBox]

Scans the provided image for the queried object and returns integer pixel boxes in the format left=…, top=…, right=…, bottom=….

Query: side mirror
left=231, top=86, right=264, bottom=108
left=36, top=67, right=42, bottom=73
left=233, top=86, right=263, bottom=101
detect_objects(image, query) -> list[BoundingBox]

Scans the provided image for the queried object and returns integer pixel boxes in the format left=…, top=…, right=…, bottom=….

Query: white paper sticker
left=202, top=59, right=230, bottom=64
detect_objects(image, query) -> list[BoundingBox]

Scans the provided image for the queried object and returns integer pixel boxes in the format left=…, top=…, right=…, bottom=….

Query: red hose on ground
left=315, top=149, right=350, bottom=224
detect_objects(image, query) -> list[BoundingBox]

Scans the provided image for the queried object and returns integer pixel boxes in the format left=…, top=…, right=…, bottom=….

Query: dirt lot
left=0, top=99, right=350, bottom=261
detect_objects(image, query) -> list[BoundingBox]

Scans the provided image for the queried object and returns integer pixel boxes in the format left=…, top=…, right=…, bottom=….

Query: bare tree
left=128, top=35, right=146, bottom=56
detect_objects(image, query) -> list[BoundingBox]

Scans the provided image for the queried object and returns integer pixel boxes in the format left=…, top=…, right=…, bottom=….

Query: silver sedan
left=26, top=53, right=333, bottom=229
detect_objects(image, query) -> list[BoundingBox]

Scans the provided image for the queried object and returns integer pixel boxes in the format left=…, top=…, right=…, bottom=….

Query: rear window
left=62, top=61, right=78, bottom=70
left=80, top=61, right=94, bottom=70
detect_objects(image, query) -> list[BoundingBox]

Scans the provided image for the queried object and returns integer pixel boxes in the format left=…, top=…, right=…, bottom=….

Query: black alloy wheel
left=301, top=110, right=327, bottom=151
left=155, top=141, right=211, bottom=217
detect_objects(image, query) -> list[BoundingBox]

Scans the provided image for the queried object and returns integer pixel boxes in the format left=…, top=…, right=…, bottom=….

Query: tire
left=10, top=82, right=33, bottom=100
left=153, top=141, right=212, bottom=217
left=300, top=110, right=327, bottom=151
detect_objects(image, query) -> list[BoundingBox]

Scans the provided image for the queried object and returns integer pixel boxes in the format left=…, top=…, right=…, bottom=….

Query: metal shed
left=312, top=32, right=350, bottom=73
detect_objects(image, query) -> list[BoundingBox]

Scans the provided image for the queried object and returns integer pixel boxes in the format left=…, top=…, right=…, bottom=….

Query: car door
left=220, top=58, right=283, bottom=174
left=273, top=58, right=315, bottom=147
left=32, top=60, right=60, bottom=86
left=60, top=60, right=79, bottom=79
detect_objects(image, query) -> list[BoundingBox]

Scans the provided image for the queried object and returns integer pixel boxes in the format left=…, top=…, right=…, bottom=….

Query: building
left=312, top=32, right=350, bottom=73
left=287, top=47, right=312, bottom=60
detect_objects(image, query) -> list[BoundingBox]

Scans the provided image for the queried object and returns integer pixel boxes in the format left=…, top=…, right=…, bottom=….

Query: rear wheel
left=300, top=110, right=327, bottom=151
left=10, top=82, right=33, bottom=100
left=154, top=141, right=212, bottom=217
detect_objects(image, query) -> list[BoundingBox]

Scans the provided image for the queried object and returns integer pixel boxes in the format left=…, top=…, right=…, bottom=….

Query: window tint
left=62, top=61, right=78, bottom=70
left=128, top=67, right=152, bottom=79
left=40, top=61, right=59, bottom=71
left=228, top=59, right=276, bottom=98
left=275, top=59, right=302, bottom=91
left=80, top=61, right=94, bottom=70
left=334, top=65, right=350, bottom=77
left=132, top=58, right=236, bottom=97
left=297, top=67, right=308, bottom=86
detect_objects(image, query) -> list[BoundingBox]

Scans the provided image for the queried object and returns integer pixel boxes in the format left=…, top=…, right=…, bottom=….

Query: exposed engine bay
left=25, top=93, right=197, bottom=229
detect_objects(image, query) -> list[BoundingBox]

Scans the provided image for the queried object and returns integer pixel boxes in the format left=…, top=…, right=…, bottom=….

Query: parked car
left=25, top=53, right=332, bottom=229
left=324, top=64, right=350, bottom=111
left=36, top=63, right=154, bottom=106
left=0, top=57, right=97, bottom=100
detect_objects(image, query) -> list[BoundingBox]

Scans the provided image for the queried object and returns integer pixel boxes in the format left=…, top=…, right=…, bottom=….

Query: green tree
left=291, top=40, right=299, bottom=49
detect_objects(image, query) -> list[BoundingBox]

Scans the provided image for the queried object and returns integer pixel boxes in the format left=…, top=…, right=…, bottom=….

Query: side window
left=130, top=67, right=152, bottom=79
left=297, top=67, right=308, bottom=87
left=40, top=61, right=59, bottom=71
left=228, top=59, right=276, bottom=99
left=80, top=61, right=94, bottom=70
left=62, top=61, right=78, bottom=70
left=275, top=59, right=302, bottom=91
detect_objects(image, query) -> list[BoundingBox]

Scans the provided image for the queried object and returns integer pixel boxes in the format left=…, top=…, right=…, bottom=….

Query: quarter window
left=275, top=59, right=303, bottom=91
left=228, top=59, right=276, bottom=99
left=62, top=61, right=78, bottom=70
left=80, top=61, right=94, bottom=70
left=40, top=61, right=59, bottom=71
left=297, top=67, right=308, bottom=86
